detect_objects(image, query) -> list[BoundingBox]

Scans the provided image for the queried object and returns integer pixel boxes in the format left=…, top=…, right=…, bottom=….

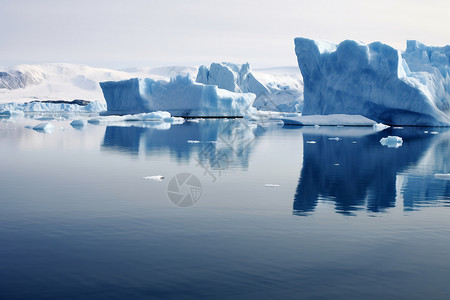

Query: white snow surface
left=100, top=75, right=255, bottom=117
left=196, top=63, right=303, bottom=112
left=295, top=38, right=450, bottom=126
left=282, top=114, right=378, bottom=126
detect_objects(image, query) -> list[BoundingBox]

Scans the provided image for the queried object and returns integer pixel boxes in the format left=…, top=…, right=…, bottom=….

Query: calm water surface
left=0, top=117, right=449, bottom=299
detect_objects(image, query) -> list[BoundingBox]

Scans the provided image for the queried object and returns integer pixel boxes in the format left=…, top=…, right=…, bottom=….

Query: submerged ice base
left=100, top=75, right=255, bottom=117
left=294, top=38, right=450, bottom=126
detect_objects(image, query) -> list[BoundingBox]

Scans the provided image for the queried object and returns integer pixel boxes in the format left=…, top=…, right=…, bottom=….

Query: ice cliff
left=100, top=75, right=255, bottom=117
left=294, top=38, right=450, bottom=126
left=196, top=63, right=303, bottom=112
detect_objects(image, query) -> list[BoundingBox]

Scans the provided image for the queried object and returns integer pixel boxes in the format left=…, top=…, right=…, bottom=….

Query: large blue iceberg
left=100, top=75, right=255, bottom=117
left=295, top=38, right=450, bottom=126
left=196, top=62, right=303, bottom=112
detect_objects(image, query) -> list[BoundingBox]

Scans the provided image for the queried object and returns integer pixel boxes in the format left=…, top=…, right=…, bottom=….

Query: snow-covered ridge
left=295, top=38, right=450, bottom=126
left=0, top=63, right=195, bottom=105
left=196, top=62, right=303, bottom=112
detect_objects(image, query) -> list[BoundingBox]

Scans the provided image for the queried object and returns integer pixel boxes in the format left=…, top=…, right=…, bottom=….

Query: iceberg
left=0, top=101, right=106, bottom=113
left=70, top=119, right=88, bottom=128
left=32, top=122, right=54, bottom=133
left=100, top=75, right=255, bottom=117
left=196, top=63, right=303, bottom=112
left=294, top=38, right=450, bottom=126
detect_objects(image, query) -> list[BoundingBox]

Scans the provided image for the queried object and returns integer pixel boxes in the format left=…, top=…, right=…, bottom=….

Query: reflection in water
left=102, top=119, right=267, bottom=170
left=293, top=128, right=450, bottom=215
left=402, top=131, right=450, bottom=210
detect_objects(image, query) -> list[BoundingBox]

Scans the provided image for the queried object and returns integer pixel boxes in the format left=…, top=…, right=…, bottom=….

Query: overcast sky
left=1, top=0, right=449, bottom=69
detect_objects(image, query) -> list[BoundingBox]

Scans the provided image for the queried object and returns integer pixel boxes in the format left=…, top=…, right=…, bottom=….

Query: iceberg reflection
left=101, top=119, right=267, bottom=170
left=293, top=127, right=449, bottom=215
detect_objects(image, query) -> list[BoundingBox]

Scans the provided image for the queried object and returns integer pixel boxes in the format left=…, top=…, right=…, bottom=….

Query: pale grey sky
left=1, top=0, right=449, bottom=69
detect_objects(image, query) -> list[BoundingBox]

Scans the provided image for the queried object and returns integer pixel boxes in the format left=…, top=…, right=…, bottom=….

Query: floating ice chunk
left=142, top=175, right=165, bottom=181
left=187, top=119, right=200, bottom=123
left=33, top=123, right=54, bottom=133
left=434, top=174, right=450, bottom=180
left=264, top=184, right=280, bottom=187
left=373, top=123, right=390, bottom=131
left=306, top=141, right=316, bottom=144
left=430, top=132, right=439, bottom=135
left=70, top=119, right=87, bottom=128
left=380, top=136, right=403, bottom=148
left=187, top=140, right=200, bottom=143
left=88, top=111, right=172, bottom=125
left=328, top=137, right=341, bottom=141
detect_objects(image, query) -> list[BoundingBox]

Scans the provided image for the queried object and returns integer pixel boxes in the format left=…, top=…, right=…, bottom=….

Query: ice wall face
left=294, top=38, right=450, bottom=126
left=100, top=75, right=255, bottom=117
left=196, top=62, right=303, bottom=112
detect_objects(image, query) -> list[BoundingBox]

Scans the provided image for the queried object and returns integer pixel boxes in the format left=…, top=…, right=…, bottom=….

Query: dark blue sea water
left=0, top=118, right=449, bottom=299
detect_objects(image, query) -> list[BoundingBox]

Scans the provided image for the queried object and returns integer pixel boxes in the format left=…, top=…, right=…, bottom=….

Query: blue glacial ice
left=100, top=75, right=255, bottom=117
left=294, top=38, right=450, bottom=126
left=196, top=62, right=303, bottom=112
left=0, top=101, right=106, bottom=114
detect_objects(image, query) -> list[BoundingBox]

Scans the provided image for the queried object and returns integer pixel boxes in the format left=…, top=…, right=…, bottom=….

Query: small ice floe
left=142, top=175, right=165, bottom=181
left=352, top=141, right=357, bottom=144
left=373, top=123, right=389, bottom=131
left=380, top=136, right=403, bottom=148
left=434, top=174, right=450, bottom=180
left=164, top=117, right=184, bottom=124
left=336, top=125, right=344, bottom=128
left=187, top=119, right=200, bottom=123
left=424, top=131, right=429, bottom=133
left=328, top=137, right=341, bottom=141
left=430, top=132, right=439, bottom=135
left=187, top=140, right=200, bottom=143
left=306, top=141, right=316, bottom=144
left=314, top=124, right=320, bottom=128
left=264, top=184, right=280, bottom=187
left=33, top=123, right=54, bottom=133
left=393, top=127, right=403, bottom=129
left=70, top=119, right=88, bottom=128
left=334, top=163, right=340, bottom=166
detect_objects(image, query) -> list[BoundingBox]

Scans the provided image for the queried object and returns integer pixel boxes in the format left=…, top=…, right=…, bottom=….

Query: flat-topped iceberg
left=100, top=75, right=255, bottom=117
left=196, top=62, right=303, bottom=112
left=294, top=38, right=450, bottom=126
